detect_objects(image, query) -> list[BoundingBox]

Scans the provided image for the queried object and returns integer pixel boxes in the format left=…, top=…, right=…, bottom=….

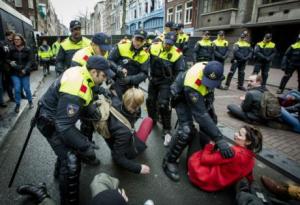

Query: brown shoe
left=261, top=176, right=289, bottom=199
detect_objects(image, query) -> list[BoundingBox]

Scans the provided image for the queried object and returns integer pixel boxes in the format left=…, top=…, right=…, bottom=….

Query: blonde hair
left=123, top=88, right=144, bottom=110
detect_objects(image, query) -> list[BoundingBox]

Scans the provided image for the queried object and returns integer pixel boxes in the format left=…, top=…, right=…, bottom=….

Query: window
left=203, top=0, right=238, bottom=13
left=175, top=4, right=183, bottom=23
left=28, top=0, right=34, bottom=9
left=167, top=7, right=173, bottom=22
left=134, top=9, right=137, bottom=19
left=184, top=1, right=192, bottom=24
left=145, top=2, right=148, bottom=13
left=15, top=0, right=22, bottom=7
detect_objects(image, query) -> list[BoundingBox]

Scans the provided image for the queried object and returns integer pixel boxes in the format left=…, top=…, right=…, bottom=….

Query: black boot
left=278, top=75, right=291, bottom=94
left=163, top=127, right=191, bottom=181
left=54, top=158, right=60, bottom=179
left=225, top=73, right=233, bottom=87
left=59, top=152, right=81, bottom=205
left=17, top=183, right=49, bottom=203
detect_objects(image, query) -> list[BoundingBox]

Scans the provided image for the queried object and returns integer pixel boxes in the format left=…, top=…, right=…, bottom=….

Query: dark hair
left=13, top=33, right=26, bottom=46
left=243, top=125, right=263, bottom=153
left=5, top=30, right=15, bottom=36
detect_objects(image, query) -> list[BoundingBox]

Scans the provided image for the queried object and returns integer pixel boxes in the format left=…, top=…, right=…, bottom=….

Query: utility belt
left=36, top=101, right=55, bottom=138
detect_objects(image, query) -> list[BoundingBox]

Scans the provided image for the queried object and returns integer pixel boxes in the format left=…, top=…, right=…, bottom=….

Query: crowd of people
left=0, top=19, right=299, bottom=205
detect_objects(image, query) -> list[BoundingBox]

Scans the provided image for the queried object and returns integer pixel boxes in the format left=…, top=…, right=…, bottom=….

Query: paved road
left=0, top=69, right=295, bottom=205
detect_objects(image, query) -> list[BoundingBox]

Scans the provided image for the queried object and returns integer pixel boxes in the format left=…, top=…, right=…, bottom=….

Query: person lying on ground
left=188, top=125, right=262, bottom=192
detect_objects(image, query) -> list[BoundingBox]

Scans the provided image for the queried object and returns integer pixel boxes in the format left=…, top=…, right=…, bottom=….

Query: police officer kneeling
left=36, top=56, right=113, bottom=205
left=163, top=61, right=234, bottom=181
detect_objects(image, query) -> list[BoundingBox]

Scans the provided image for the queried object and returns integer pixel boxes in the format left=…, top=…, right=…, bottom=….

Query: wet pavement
left=0, top=68, right=297, bottom=205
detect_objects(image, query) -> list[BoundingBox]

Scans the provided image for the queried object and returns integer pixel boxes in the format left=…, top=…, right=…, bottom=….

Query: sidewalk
left=0, top=68, right=46, bottom=148
left=223, top=63, right=298, bottom=90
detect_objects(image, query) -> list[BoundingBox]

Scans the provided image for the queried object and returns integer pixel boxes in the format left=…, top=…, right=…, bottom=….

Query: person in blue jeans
left=7, top=34, right=33, bottom=113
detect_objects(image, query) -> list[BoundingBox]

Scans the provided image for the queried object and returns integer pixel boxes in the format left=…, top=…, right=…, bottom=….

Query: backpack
left=260, top=91, right=281, bottom=119
left=93, top=95, right=133, bottom=139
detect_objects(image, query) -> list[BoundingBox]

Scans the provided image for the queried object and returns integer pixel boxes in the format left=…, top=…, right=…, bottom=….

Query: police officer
left=71, top=32, right=111, bottom=67
left=213, top=30, right=229, bottom=65
left=193, top=31, right=213, bottom=63
left=222, top=33, right=252, bottom=91
left=52, top=36, right=61, bottom=58
left=108, top=29, right=150, bottom=98
left=253, top=33, right=276, bottom=88
left=163, top=61, right=233, bottom=181
left=56, top=20, right=91, bottom=75
left=277, top=33, right=300, bottom=94
left=38, top=39, right=53, bottom=76
left=174, top=23, right=189, bottom=56
left=146, top=31, right=185, bottom=146
left=36, top=56, right=113, bottom=205
left=156, top=21, right=176, bottom=42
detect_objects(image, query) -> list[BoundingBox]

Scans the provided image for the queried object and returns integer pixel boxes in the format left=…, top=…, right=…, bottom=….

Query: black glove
left=85, top=103, right=101, bottom=121
left=92, top=85, right=111, bottom=98
left=116, top=67, right=125, bottom=78
left=77, top=144, right=98, bottom=161
left=119, top=76, right=131, bottom=86
left=215, top=139, right=234, bottom=159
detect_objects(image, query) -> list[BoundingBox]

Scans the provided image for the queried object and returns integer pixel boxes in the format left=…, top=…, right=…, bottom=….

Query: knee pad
left=159, top=100, right=170, bottom=110
left=177, top=125, right=191, bottom=141
left=66, top=152, right=81, bottom=176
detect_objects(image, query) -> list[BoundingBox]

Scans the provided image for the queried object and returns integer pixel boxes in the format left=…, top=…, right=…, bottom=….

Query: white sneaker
left=163, top=133, right=172, bottom=147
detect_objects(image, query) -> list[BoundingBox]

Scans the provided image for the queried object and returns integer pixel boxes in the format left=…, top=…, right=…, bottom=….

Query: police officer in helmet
left=36, top=56, right=113, bottom=205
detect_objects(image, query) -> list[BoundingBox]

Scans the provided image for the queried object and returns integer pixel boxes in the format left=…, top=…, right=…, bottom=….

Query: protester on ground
left=95, top=88, right=153, bottom=174
left=188, top=125, right=262, bottom=192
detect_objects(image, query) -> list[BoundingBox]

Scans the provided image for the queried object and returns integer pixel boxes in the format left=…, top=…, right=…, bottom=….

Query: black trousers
left=226, top=61, right=246, bottom=87
left=279, top=65, right=300, bottom=91
left=253, top=61, right=271, bottom=87
left=36, top=109, right=81, bottom=205
left=146, top=81, right=171, bottom=130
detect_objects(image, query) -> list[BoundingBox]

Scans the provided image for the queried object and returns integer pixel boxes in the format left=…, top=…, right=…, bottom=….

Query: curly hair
left=243, top=125, right=263, bottom=153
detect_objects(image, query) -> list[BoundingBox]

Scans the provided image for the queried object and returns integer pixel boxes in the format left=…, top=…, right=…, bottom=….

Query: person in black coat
left=227, top=74, right=266, bottom=123
left=7, top=34, right=33, bottom=113
left=104, top=88, right=153, bottom=174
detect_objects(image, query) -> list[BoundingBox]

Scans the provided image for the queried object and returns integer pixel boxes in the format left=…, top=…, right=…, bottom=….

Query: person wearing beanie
left=193, top=31, right=213, bottom=63
left=221, top=32, right=253, bottom=91
left=108, top=29, right=150, bottom=98
left=146, top=31, right=185, bottom=146
left=34, top=56, right=113, bottom=205
left=55, top=20, right=91, bottom=75
left=163, top=61, right=234, bottom=182
left=252, top=33, right=277, bottom=89
left=72, top=32, right=112, bottom=67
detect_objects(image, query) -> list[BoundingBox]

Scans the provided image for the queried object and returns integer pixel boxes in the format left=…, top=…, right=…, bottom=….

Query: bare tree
left=121, top=0, right=127, bottom=34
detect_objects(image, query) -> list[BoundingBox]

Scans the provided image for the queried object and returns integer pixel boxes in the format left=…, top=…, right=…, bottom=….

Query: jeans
left=11, top=75, right=32, bottom=106
left=0, top=71, right=4, bottom=104
left=281, top=107, right=300, bottom=133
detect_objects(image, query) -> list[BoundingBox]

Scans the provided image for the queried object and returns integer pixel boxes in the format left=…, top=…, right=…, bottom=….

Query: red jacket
left=188, top=143, right=255, bottom=192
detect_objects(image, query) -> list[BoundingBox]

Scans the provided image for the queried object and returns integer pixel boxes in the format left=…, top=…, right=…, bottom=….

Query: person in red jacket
left=188, top=125, right=262, bottom=192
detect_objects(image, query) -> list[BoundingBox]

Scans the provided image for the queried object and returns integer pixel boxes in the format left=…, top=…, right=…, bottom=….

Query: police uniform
left=213, top=31, right=229, bottom=65
left=193, top=32, right=213, bottom=63
left=52, top=39, right=61, bottom=57
left=278, top=37, right=300, bottom=93
left=108, top=29, right=149, bottom=98
left=38, top=43, right=53, bottom=76
left=163, top=61, right=233, bottom=181
left=36, top=56, right=111, bottom=205
left=253, top=34, right=276, bottom=87
left=224, top=35, right=252, bottom=90
left=55, top=20, right=91, bottom=75
left=71, top=33, right=111, bottom=67
left=146, top=32, right=185, bottom=134
left=175, top=33, right=189, bottom=55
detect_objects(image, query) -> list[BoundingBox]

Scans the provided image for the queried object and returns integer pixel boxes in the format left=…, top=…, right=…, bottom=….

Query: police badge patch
left=189, top=92, right=199, bottom=104
left=67, top=104, right=80, bottom=117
